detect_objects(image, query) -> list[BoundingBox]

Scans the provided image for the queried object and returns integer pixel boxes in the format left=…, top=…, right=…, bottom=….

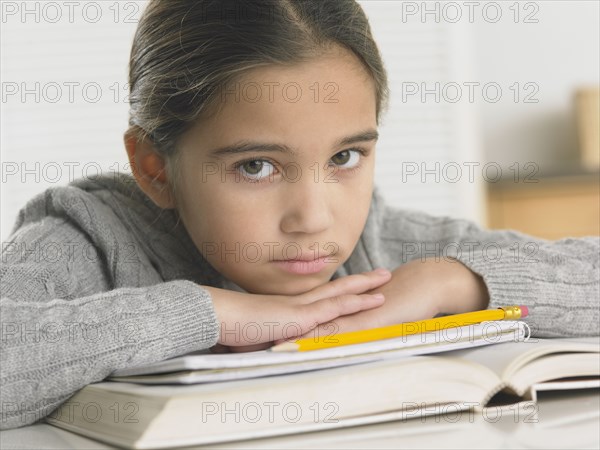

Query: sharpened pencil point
left=269, top=342, right=299, bottom=352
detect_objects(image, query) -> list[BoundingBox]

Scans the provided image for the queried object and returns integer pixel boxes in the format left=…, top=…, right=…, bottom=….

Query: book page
left=441, top=337, right=600, bottom=380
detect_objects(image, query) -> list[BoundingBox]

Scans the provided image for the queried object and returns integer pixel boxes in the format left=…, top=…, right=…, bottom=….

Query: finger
left=275, top=318, right=349, bottom=344
left=302, top=269, right=391, bottom=303
left=296, top=314, right=380, bottom=341
left=227, top=342, right=274, bottom=353
left=293, top=293, right=385, bottom=339
left=209, top=343, right=231, bottom=353
left=289, top=304, right=389, bottom=342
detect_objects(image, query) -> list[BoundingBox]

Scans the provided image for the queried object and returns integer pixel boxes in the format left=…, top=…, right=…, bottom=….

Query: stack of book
left=45, top=319, right=600, bottom=449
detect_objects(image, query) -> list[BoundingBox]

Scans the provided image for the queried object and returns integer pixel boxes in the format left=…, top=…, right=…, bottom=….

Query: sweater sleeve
left=375, top=203, right=600, bottom=339
left=448, top=226, right=599, bottom=339
left=0, top=217, right=220, bottom=430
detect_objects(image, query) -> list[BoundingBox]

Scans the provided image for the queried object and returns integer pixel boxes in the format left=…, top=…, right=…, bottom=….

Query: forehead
left=179, top=46, right=377, bottom=155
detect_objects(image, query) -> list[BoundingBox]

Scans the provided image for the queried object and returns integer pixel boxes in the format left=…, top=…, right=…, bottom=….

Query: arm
left=1, top=216, right=392, bottom=427
left=300, top=190, right=600, bottom=339
left=373, top=187, right=600, bottom=337
left=0, top=217, right=220, bottom=430
left=442, top=228, right=600, bottom=338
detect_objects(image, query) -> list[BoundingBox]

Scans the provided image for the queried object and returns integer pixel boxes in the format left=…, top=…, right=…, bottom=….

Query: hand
left=204, top=268, right=392, bottom=353
left=279, top=257, right=490, bottom=342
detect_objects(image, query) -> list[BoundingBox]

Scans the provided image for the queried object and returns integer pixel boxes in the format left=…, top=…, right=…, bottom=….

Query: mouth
left=272, top=255, right=333, bottom=275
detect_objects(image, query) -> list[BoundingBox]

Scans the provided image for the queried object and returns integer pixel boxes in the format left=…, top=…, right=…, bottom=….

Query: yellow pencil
left=270, top=305, right=529, bottom=352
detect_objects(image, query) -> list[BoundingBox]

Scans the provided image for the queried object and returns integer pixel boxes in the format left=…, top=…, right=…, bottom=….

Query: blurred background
left=1, top=0, right=599, bottom=242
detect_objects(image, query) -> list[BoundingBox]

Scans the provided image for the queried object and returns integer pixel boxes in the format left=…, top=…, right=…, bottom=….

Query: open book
left=46, top=323, right=599, bottom=449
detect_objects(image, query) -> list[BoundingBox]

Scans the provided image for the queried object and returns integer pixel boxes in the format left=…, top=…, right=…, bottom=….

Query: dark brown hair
left=127, top=0, right=389, bottom=200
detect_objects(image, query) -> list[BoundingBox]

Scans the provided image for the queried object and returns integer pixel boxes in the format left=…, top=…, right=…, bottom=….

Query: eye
left=329, top=149, right=363, bottom=169
left=235, top=159, right=275, bottom=182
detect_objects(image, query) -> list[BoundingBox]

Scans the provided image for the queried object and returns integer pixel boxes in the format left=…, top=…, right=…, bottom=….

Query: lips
left=272, top=255, right=333, bottom=275
left=276, top=255, right=326, bottom=262
left=272, top=248, right=336, bottom=262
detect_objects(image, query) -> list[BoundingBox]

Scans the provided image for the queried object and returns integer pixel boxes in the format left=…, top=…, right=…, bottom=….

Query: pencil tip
left=270, top=342, right=299, bottom=352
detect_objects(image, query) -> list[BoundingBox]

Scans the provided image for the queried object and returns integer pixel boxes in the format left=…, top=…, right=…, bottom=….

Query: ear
left=124, top=129, right=177, bottom=209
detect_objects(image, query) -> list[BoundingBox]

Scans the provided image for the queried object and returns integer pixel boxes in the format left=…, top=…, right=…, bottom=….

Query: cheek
left=344, top=176, right=374, bottom=235
left=185, top=189, right=274, bottom=248
left=347, top=194, right=371, bottom=232
left=325, top=184, right=372, bottom=253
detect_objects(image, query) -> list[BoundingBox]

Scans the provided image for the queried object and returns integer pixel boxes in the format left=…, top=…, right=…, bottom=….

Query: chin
left=243, top=276, right=328, bottom=297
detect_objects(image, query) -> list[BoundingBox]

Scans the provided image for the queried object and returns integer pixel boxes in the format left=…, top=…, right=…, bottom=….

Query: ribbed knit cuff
left=147, top=280, right=220, bottom=358
left=450, top=244, right=598, bottom=337
left=453, top=250, right=541, bottom=312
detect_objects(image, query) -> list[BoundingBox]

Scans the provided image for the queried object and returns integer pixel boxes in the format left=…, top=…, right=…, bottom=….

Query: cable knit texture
left=1, top=172, right=598, bottom=429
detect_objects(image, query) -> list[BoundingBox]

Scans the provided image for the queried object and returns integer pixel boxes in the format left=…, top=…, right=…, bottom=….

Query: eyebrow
left=207, top=129, right=379, bottom=158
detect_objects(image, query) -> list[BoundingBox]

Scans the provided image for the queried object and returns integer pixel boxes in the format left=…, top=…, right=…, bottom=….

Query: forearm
left=372, top=200, right=600, bottom=337
left=361, top=258, right=490, bottom=325
left=412, top=242, right=599, bottom=337
left=436, top=257, right=490, bottom=314
left=0, top=280, right=219, bottom=429
left=450, top=235, right=600, bottom=337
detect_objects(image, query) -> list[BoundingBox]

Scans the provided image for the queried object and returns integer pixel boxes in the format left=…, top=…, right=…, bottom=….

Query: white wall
left=361, top=1, right=485, bottom=225
left=363, top=0, right=600, bottom=227
left=471, top=1, right=600, bottom=169
left=1, top=1, right=140, bottom=242
left=2, top=1, right=598, bottom=242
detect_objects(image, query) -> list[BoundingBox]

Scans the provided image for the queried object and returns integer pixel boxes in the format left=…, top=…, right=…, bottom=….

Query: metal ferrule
left=500, top=306, right=522, bottom=320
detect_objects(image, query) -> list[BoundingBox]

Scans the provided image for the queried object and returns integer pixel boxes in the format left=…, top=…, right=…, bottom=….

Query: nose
left=279, top=176, right=333, bottom=235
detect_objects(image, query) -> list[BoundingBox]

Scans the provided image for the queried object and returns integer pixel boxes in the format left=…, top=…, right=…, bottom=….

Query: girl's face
left=175, top=47, right=378, bottom=295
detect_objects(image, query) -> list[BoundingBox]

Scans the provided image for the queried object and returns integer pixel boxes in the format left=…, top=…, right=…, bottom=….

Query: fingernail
left=372, top=293, right=384, bottom=300
left=374, top=268, right=390, bottom=276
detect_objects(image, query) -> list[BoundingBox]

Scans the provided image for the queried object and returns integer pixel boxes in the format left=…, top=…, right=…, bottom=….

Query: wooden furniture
left=575, top=88, right=600, bottom=171
left=486, top=170, right=600, bottom=240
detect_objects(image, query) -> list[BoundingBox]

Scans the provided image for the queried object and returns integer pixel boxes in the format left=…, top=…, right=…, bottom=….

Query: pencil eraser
left=519, top=305, right=529, bottom=318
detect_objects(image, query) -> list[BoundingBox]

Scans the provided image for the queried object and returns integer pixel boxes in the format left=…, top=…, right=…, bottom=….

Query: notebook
left=108, top=320, right=528, bottom=383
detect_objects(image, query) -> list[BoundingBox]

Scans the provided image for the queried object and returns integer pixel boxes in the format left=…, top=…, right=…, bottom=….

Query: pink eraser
left=519, top=305, right=529, bottom=318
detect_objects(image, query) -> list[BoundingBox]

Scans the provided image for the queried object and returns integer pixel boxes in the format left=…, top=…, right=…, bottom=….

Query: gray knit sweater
left=1, top=172, right=598, bottom=429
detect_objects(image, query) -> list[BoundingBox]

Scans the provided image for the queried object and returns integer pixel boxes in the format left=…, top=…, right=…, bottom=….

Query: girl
left=1, top=0, right=598, bottom=430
